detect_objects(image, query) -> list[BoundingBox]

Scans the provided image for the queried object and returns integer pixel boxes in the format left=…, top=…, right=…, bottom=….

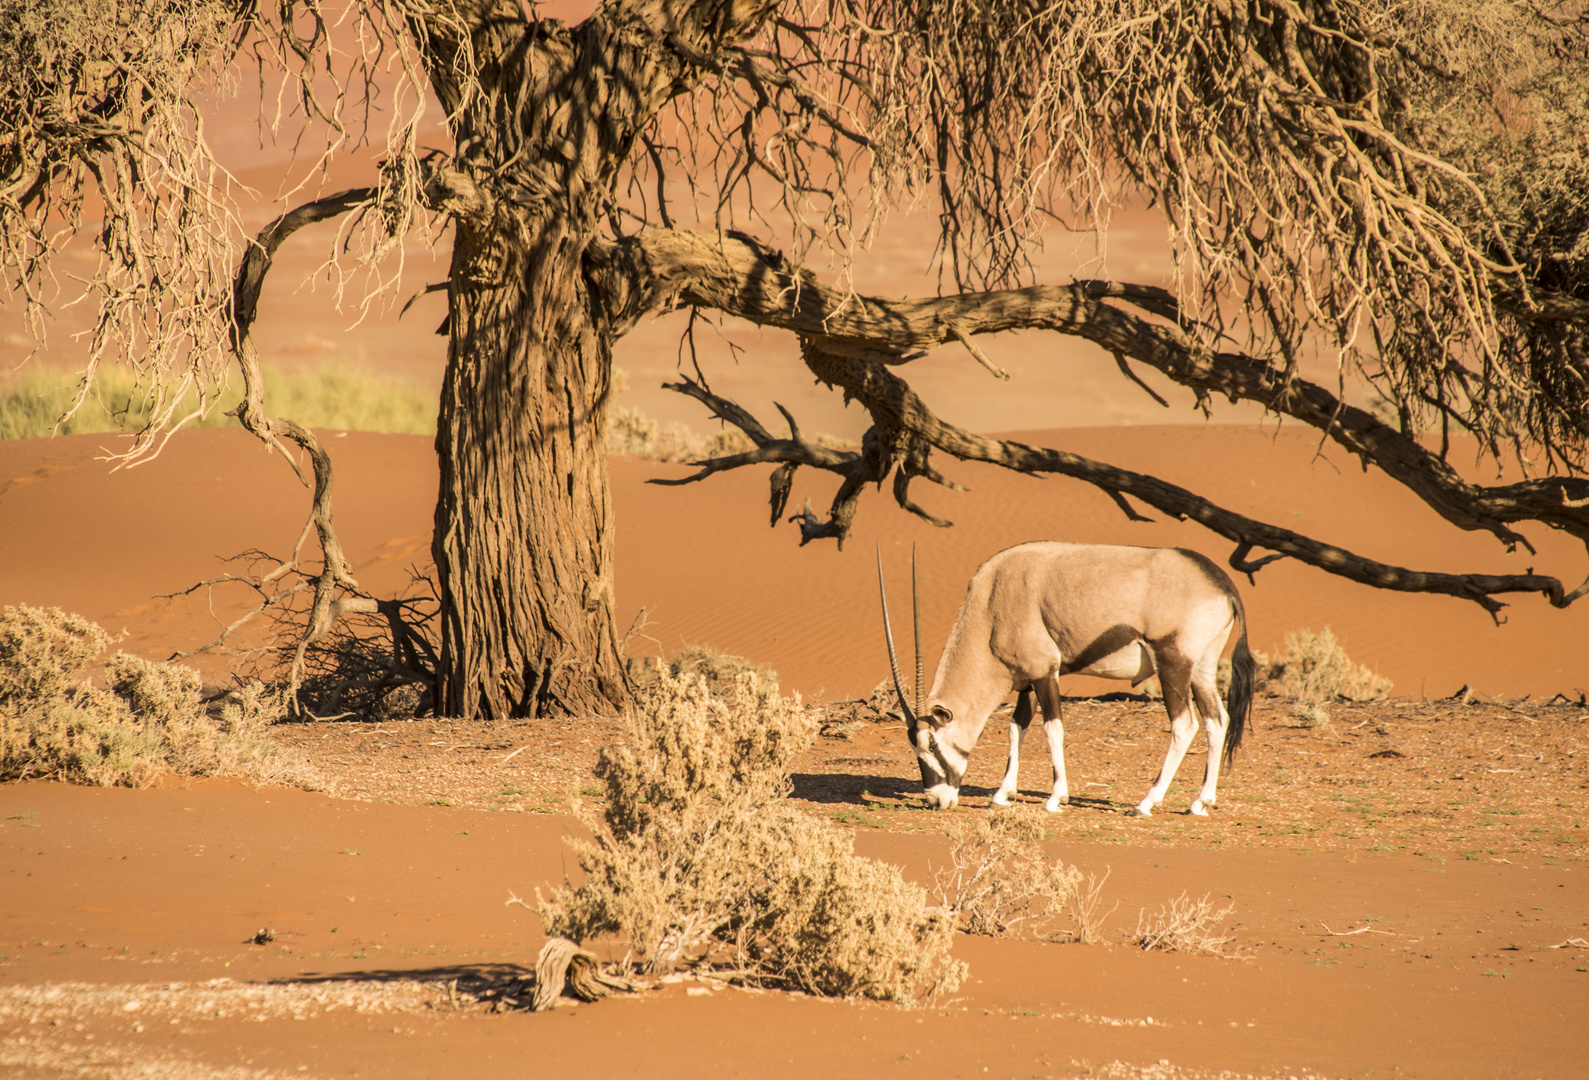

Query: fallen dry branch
left=532, top=937, right=643, bottom=1011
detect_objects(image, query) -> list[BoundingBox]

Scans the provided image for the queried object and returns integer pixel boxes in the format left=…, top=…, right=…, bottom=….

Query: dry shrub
left=1066, top=868, right=1117, bottom=946
left=537, top=668, right=964, bottom=1003
left=1130, top=892, right=1238, bottom=957
left=0, top=605, right=313, bottom=787
left=1267, top=627, right=1392, bottom=727
left=938, top=808, right=1083, bottom=938
left=666, top=644, right=779, bottom=699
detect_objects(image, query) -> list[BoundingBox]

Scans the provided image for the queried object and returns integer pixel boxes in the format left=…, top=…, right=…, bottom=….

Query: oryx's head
left=877, top=544, right=965, bottom=810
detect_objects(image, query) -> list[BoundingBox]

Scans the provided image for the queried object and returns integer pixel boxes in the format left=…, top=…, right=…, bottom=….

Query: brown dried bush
left=0, top=606, right=313, bottom=788
left=666, top=644, right=779, bottom=700
left=1130, top=892, right=1239, bottom=957
left=537, top=668, right=964, bottom=1003
left=938, top=808, right=1083, bottom=938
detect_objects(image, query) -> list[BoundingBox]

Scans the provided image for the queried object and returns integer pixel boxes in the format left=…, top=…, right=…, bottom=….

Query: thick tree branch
left=595, top=229, right=1587, bottom=614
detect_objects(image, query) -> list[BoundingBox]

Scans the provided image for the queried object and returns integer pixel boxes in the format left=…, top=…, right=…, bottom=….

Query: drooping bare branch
left=596, top=228, right=1586, bottom=614
left=650, top=374, right=963, bottom=544
left=198, top=187, right=401, bottom=705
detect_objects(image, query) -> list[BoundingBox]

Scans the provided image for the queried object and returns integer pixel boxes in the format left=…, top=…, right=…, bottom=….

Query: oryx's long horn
left=876, top=542, right=918, bottom=730
left=912, top=542, right=923, bottom=718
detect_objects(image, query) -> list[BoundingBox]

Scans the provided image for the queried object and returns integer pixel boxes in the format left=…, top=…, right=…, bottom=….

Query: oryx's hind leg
left=1187, top=647, right=1230, bottom=816
left=1031, top=673, right=1069, bottom=812
left=1131, top=650, right=1197, bottom=818
left=992, top=689, right=1035, bottom=807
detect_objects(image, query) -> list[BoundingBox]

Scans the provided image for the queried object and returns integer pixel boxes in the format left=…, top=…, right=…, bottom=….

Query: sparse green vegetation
left=0, top=605, right=313, bottom=788
left=0, top=362, right=437, bottom=440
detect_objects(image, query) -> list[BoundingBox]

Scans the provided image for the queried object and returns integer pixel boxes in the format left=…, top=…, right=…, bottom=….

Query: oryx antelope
left=878, top=541, right=1256, bottom=817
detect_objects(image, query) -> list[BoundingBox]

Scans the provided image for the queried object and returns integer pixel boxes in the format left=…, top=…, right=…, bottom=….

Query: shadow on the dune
left=273, top=962, right=533, bottom=987
left=790, top=770, right=1125, bottom=814
left=788, top=770, right=919, bottom=805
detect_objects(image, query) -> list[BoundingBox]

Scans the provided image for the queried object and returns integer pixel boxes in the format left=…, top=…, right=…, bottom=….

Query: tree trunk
left=432, top=204, right=627, bottom=718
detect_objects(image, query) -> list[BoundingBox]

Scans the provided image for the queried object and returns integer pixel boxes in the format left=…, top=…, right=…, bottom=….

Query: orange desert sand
left=2, top=424, right=1587, bottom=1080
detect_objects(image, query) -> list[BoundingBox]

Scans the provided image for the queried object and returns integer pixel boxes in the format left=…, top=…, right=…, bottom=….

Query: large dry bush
left=537, top=668, right=964, bottom=1003
left=0, top=606, right=312, bottom=787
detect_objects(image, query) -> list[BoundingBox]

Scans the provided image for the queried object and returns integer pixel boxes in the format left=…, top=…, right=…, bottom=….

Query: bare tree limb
left=596, top=229, right=1585, bottom=615
left=206, top=188, right=398, bottom=704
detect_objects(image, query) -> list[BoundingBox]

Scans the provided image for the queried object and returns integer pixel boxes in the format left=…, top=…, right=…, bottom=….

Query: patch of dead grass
left=1130, top=891, right=1240, bottom=957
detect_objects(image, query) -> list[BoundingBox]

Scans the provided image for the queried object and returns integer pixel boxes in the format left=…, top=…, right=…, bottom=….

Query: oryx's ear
left=930, top=704, right=953, bottom=728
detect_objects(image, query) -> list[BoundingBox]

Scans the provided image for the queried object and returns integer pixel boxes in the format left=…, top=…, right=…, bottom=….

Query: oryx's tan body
left=886, top=541, right=1255, bottom=816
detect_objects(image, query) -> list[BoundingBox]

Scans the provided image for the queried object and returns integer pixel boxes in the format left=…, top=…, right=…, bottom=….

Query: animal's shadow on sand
left=789, top=771, right=1124, bottom=814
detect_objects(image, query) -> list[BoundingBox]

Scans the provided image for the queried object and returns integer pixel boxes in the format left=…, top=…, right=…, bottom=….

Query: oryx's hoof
left=1126, top=805, right=1153, bottom=818
left=1188, top=801, right=1210, bottom=817
left=991, top=789, right=1015, bottom=807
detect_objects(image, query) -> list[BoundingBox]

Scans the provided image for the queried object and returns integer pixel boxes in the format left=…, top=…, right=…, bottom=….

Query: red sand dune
left=0, top=425, right=1582, bottom=700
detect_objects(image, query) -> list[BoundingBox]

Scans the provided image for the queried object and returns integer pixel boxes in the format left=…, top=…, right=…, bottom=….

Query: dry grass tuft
left=665, top=644, right=779, bottom=700
left=537, top=668, right=964, bottom=1003
left=1267, top=627, right=1393, bottom=727
left=1066, top=868, right=1117, bottom=945
left=938, top=808, right=1084, bottom=939
left=1130, top=892, right=1239, bottom=957
left=0, top=605, right=314, bottom=788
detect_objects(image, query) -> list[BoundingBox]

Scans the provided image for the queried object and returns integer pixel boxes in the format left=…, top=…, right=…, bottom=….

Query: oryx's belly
left=1065, top=640, right=1155, bottom=682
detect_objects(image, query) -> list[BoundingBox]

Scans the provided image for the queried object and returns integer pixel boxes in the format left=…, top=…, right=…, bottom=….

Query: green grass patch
left=0, top=362, right=437, bottom=440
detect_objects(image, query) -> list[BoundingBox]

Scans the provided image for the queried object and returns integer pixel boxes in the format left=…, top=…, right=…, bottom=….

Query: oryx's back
left=963, top=542, right=1241, bottom=680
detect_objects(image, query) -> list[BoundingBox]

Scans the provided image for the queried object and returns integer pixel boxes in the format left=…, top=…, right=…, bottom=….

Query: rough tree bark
left=410, top=0, right=779, bottom=717
left=432, top=201, right=626, bottom=717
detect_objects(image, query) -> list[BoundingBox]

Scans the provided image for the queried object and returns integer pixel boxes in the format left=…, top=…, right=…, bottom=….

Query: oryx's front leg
left=1032, top=673, right=1069, bottom=812
left=1131, top=655, right=1196, bottom=817
left=992, top=689, right=1035, bottom=807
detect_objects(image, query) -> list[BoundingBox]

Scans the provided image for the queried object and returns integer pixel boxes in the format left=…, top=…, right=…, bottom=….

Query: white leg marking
left=1043, top=717, right=1068, bottom=813
left=1189, top=661, right=1228, bottom=816
left=993, top=719, right=1023, bottom=806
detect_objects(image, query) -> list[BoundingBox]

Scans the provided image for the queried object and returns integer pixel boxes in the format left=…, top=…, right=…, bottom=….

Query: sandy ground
left=1, top=426, right=1587, bottom=1078
left=3, top=695, right=1587, bottom=1080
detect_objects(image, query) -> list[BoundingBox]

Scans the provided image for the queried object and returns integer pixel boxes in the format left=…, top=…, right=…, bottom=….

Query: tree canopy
left=2, top=0, right=1586, bottom=716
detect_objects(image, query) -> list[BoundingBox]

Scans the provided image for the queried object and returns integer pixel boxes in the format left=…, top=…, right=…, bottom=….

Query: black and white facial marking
left=915, top=706, right=968, bottom=810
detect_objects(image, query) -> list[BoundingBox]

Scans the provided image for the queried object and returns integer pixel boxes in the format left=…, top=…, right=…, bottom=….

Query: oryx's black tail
left=1224, top=598, right=1255, bottom=766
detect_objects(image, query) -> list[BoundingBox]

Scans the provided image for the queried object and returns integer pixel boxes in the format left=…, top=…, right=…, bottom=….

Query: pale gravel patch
left=0, top=979, right=469, bottom=1080
left=0, top=978, right=460, bottom=1025
left=1079, top=1064, right=1333, bottom=1080
left=0, top=1032, right=298, bottom=1080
